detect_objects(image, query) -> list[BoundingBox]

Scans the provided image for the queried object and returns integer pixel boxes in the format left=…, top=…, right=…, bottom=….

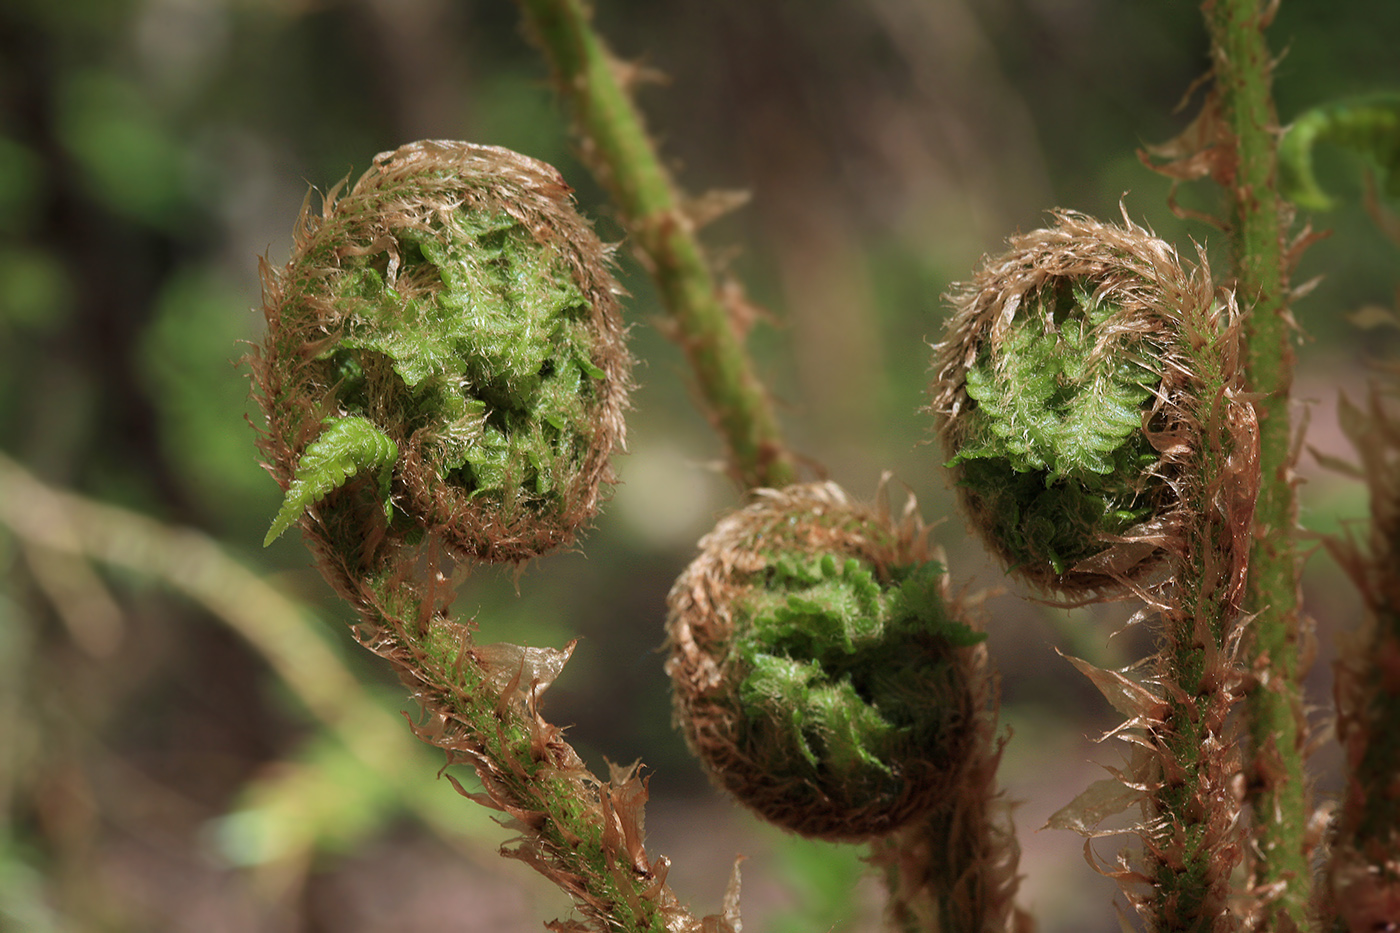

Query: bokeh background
left=1, top=1, right=1397, bottom=930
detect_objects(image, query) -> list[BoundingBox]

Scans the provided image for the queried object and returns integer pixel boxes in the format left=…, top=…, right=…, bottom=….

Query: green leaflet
left=265, top=416, right=398, bottom=546
left=329, top=209, right=600, bottom=505
left=1279, top=93, right=1400, bottom=211
left=733, top=555, right=982, bottom=794
left=951, top=286, right=1156, bottom=479
left=949, top=282, right=1162, bottom=574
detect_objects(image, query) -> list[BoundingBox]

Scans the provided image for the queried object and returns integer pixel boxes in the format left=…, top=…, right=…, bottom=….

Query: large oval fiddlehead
left=254, top=140, right=631, bottom=563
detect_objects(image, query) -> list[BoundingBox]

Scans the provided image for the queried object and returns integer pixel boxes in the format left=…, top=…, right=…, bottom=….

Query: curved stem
left=307, top=537, right=710, bottom=933
left=868, top=649, right=1025, bottom=933
left=516, top=0, right=799, bottom=491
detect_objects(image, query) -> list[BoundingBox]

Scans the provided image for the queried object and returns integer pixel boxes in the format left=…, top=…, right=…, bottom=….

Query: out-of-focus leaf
left=0, top=248, right=72, bottom=333
left=54, top=69, right=188, bottom=227
left=0, top=843, right=60, bottom=933
left=0, top=136, right=42, bottom=233
left=765, top=831, right=865, bottom=933
left=1279, top=94, right=1400, bottom=211
left=139, top=266, right=271, bottom=532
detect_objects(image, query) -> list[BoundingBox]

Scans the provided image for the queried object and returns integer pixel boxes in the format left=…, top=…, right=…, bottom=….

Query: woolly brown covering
left=665, top=482, right=982, bottom=840
left=929, top=208, right=1246, bottom=598
left=252, top=140, right=630, bottom=564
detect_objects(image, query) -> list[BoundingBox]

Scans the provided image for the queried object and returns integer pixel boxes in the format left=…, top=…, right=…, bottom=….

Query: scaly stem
left=1203, top=2, right=1310, bottom=925
left=516, top=0, right=798, bottom=490
left=869, top=651, right=1025, bottom=933
left=1146, top=312, right=1257, bottom=933
left=310, top=539, right=707, bottom=933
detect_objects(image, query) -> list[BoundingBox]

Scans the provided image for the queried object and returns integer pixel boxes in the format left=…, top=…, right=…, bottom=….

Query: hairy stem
left=309, top=537, right=710, bottom=933
left=1146, top=311, right=1257, bottom=933
left=869, top=657, right=1025, bottom=933
left=1203, top=1, right=1310, bottom=925
left=516, top=0, right=798, bottom=490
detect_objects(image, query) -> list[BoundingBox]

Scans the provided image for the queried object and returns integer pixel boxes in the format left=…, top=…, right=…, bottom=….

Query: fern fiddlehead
left=931, top=210, right=1261, bottom=929
left=251, top=143, right=742, bottom=933
left=256, top=139, right=630, bottom=563
left=665, top=483, right=985, bottom=840
left=929, top=209, right=1247, bottom=597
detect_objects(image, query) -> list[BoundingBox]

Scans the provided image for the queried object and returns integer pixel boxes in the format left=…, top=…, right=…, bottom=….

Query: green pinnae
left=949, top=280, right=1163, bottom=574
left=265, top=415, right=398, bottom=546
left=329, top=210, right=600, bottom=504
left=731, top=555, right=983, bottom=808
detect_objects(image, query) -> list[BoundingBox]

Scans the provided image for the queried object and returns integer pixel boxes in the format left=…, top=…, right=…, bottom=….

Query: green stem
left=1203, top=2, right=1310, bottom=925
left=516, top=0, right=798, bottom=491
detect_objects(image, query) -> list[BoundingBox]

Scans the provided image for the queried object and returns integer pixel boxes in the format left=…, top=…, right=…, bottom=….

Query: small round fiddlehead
left=254, top=140, right=630, bottom=562
left=665, top=482, right=985, bottom=840
left=929, top=209, right=1235, bottom=596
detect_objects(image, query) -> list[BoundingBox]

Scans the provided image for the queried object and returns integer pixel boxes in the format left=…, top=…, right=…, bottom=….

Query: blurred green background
left=0, top=1, right=1395, bottom=930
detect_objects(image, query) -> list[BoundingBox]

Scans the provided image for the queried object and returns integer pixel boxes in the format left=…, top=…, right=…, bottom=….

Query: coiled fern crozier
left=256, top=140, right=630, bottom=564
left=665, top=482, right=986, bottom=842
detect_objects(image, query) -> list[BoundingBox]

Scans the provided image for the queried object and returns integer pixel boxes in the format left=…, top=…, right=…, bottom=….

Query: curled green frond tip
left=666, top=482, right=981, bottom=840
left=1279, top=93, right=1400, bottom=211
left=929, top=210, right=1230, bottom=595
left=264, top=416, right=398, bottom=546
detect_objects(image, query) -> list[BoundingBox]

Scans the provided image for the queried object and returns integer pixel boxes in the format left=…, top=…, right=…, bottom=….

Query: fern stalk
left=515, top=0, right=798, bottom=490
left=1203, top=2, right=1311, bottom=925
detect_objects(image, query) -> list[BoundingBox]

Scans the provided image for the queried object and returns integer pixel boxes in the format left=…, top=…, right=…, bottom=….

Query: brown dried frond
left=1323, top=379, right=1400, bottom=932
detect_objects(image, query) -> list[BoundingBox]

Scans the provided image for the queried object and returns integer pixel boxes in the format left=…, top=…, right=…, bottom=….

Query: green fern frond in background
left=1279, top=93, right=1400, bottom=210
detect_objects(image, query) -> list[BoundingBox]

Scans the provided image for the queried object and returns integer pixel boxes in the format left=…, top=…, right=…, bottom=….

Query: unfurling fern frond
left=264, top=416, right=398, bottom=546
left=665, top=482, right=986, bottom=841
left=253, top=140, right=631, bottom=563
left=929, top=209, right=1246, bottom=595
